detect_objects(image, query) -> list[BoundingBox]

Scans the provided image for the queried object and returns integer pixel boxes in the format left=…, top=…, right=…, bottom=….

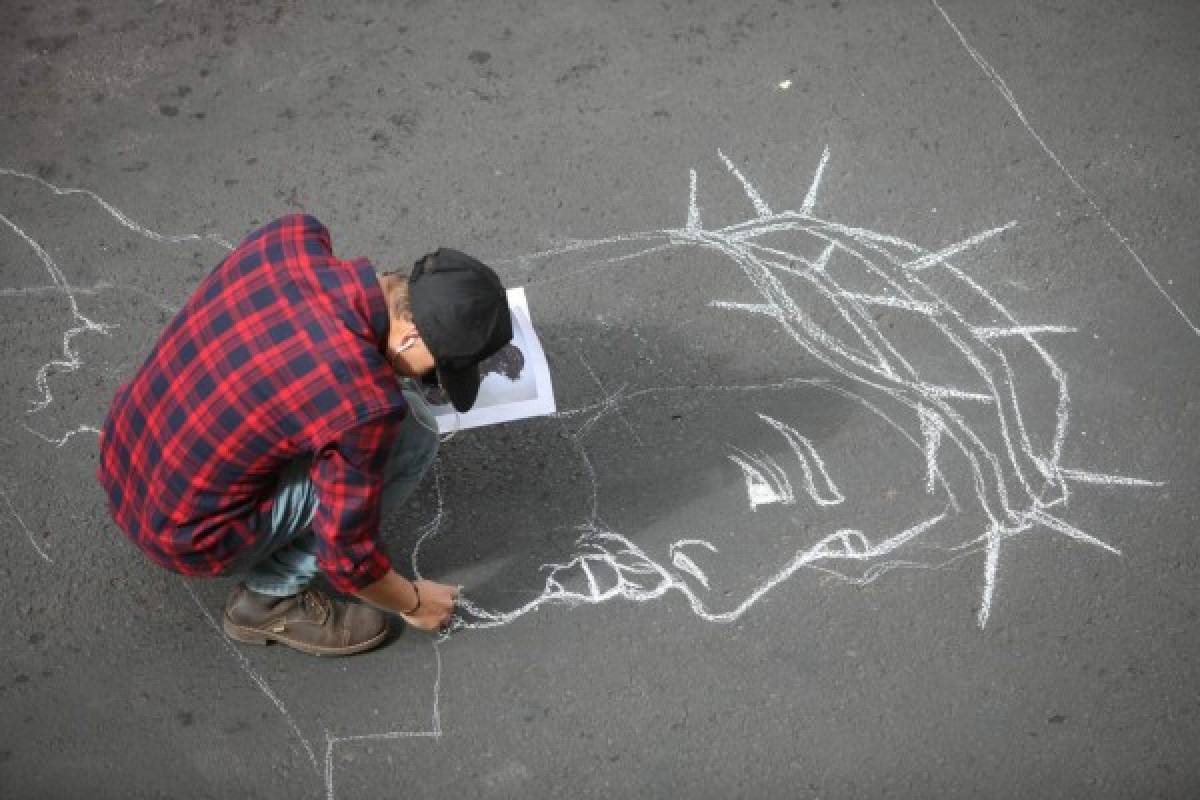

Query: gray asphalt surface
left=2, top=1, right=1199, bottom=798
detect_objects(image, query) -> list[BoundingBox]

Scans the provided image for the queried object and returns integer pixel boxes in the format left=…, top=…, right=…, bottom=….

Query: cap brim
left=436, top=363, right=482, bottom=413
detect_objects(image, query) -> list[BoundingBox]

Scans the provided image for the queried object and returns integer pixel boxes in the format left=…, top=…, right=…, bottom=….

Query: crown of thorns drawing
left=467, top=148, right=1161, bottom=629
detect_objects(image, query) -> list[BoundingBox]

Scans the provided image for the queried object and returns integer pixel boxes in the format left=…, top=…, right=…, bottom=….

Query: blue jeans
left=239, top=388, right=439, bottom=597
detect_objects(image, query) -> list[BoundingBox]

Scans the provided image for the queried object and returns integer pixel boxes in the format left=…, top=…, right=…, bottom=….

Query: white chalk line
left=973, top=325, right=1078, bottom=340
left=408, top=462, right=446, bottom=579
left=0, top=167, right=235, bottom=249
left=0, top=281, right=111, bottom=299
left=181, top=581, right=320, bottom=774
left=323, top=642, right=443, bottom=800
left=19, top=422, right=101, bottom=448
left=717, top=149, right=772, bottom=218
left=1058, top=468, right=1163, bottom=487
left=0, top=485, right=52, bottom=562
left=902, top=222, right=1017, bottom=272
left=458, top=146, right=1162, bottom=630
left=670, top=539, right=718, bottom=589
left=756, top=412, right=845, bottom=507
left=0, top=170, right=227, bottom=446
left=711, top=299, right=781, bottom=318
left=801, top=146, right=831, bottom=217
left=929, top=0, right=1199, bottom=339
left=455, top=511, right=955, bottom=630
left=918, top=405, right=946, bottom=495
left=318, top=455, right=451, bottom=800
left=573, top=349, right=643, bottom=446
left=727, top=445, right=795, bottom=511
left=0, top=210, right=117, bottom=416
left=0, top=281, right=181, bottom=313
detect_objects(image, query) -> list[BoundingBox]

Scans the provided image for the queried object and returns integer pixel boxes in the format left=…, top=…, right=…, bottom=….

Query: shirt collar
left=352, top=258, right=391, bottom=349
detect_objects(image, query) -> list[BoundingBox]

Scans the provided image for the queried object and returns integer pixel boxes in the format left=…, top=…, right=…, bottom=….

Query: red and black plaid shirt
left=98, top=214, right=406, bottom=593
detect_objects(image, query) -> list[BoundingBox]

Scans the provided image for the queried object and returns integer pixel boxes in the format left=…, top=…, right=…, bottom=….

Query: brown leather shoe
left=222, top=583, right=389, bottom=657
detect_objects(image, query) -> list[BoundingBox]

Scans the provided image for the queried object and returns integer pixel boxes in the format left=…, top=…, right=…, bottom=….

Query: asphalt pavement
left=2, top=1, right=1198, bottom=798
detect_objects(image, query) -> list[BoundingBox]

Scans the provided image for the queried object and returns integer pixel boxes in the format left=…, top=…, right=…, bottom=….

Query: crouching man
left=97, top=214, right=510, bottom=656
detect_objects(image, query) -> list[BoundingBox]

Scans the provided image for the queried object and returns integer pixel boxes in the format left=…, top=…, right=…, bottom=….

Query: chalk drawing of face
left=444, top=376, right=959, bottom=628
left=448, top=148, right=1161, bottom=631
left=591, top=388, right=956, bottom=616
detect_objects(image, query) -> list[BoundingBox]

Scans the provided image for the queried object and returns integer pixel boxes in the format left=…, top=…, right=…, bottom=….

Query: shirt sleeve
left=235, top=213, right=333, bottom=257
left=309, top=413, right=401, bottom=593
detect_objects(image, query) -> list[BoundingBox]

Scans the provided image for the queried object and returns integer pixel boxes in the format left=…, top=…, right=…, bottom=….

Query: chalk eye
left=726, top=445, right=794, bottom=512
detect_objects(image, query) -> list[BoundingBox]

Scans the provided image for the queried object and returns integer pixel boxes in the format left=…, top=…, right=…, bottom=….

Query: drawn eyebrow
left=754, top=413, right=845, bottom=507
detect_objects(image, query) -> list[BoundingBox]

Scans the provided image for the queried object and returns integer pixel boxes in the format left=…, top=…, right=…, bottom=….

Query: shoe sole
left=221, top=614, right=390, bottom=657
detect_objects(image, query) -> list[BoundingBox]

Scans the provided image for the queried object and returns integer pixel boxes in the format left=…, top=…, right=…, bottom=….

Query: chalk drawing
left=19, top=422, right=101, bottom=448
left=458, top=146, right=1162, bottom=630
left=755, top=412, right=845, bottom=507
left=0, top=171, right=224, bottom=450
left=726, top=414, right=844, bottom=511
left=929, top=0, right=1199, bottom=339
left=670, top=539, right=718, bottom=589
left=1, top=485, right=52, bottom=563
left=321, top=642, right=443, bottom=800
left=575, top=349, right=643, bottom=446
left=182, top=581, right=320, bottom=773
left=317, top=464, right=451, bottom=800
left=727, top=444, right=795, bottom=511
left=188, top=576, right=446, bottom=800
left=0, top=168, right=233, bottom=249
left=0, top=209, right=118, bottom=418
left=0, top=137, right=1166, bottom=798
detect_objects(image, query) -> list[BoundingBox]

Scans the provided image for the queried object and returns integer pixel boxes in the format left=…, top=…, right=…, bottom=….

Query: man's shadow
left=380, top=317, right=862, bottom=624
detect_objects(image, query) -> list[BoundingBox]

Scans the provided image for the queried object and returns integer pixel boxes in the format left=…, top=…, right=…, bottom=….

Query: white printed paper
left=423, top=287, right=556, bottom=433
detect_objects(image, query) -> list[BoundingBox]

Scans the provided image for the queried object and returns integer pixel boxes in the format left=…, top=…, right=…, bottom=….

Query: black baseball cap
left=409, top=248, right=512, bottom=412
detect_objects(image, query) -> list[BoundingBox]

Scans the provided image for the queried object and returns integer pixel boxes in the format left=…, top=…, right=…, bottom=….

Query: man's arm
left=308, top=419, right=457, bottom=630
left=355, top=569, right=458, bottom=631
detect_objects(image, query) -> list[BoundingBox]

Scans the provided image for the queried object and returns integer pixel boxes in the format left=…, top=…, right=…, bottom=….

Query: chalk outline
left=929, top=0, right=1198, bottom=338
left=0, top=171, right=194, bottom=445
left=459, top=145, right=1162, bottom=631
left=1, top=484, right=52, bottom=563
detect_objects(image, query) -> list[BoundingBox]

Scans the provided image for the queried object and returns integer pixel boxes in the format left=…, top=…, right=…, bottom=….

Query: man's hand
left=356, top=570, right=459, bottom=631
left=402, top=579, right=459, bottom=631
